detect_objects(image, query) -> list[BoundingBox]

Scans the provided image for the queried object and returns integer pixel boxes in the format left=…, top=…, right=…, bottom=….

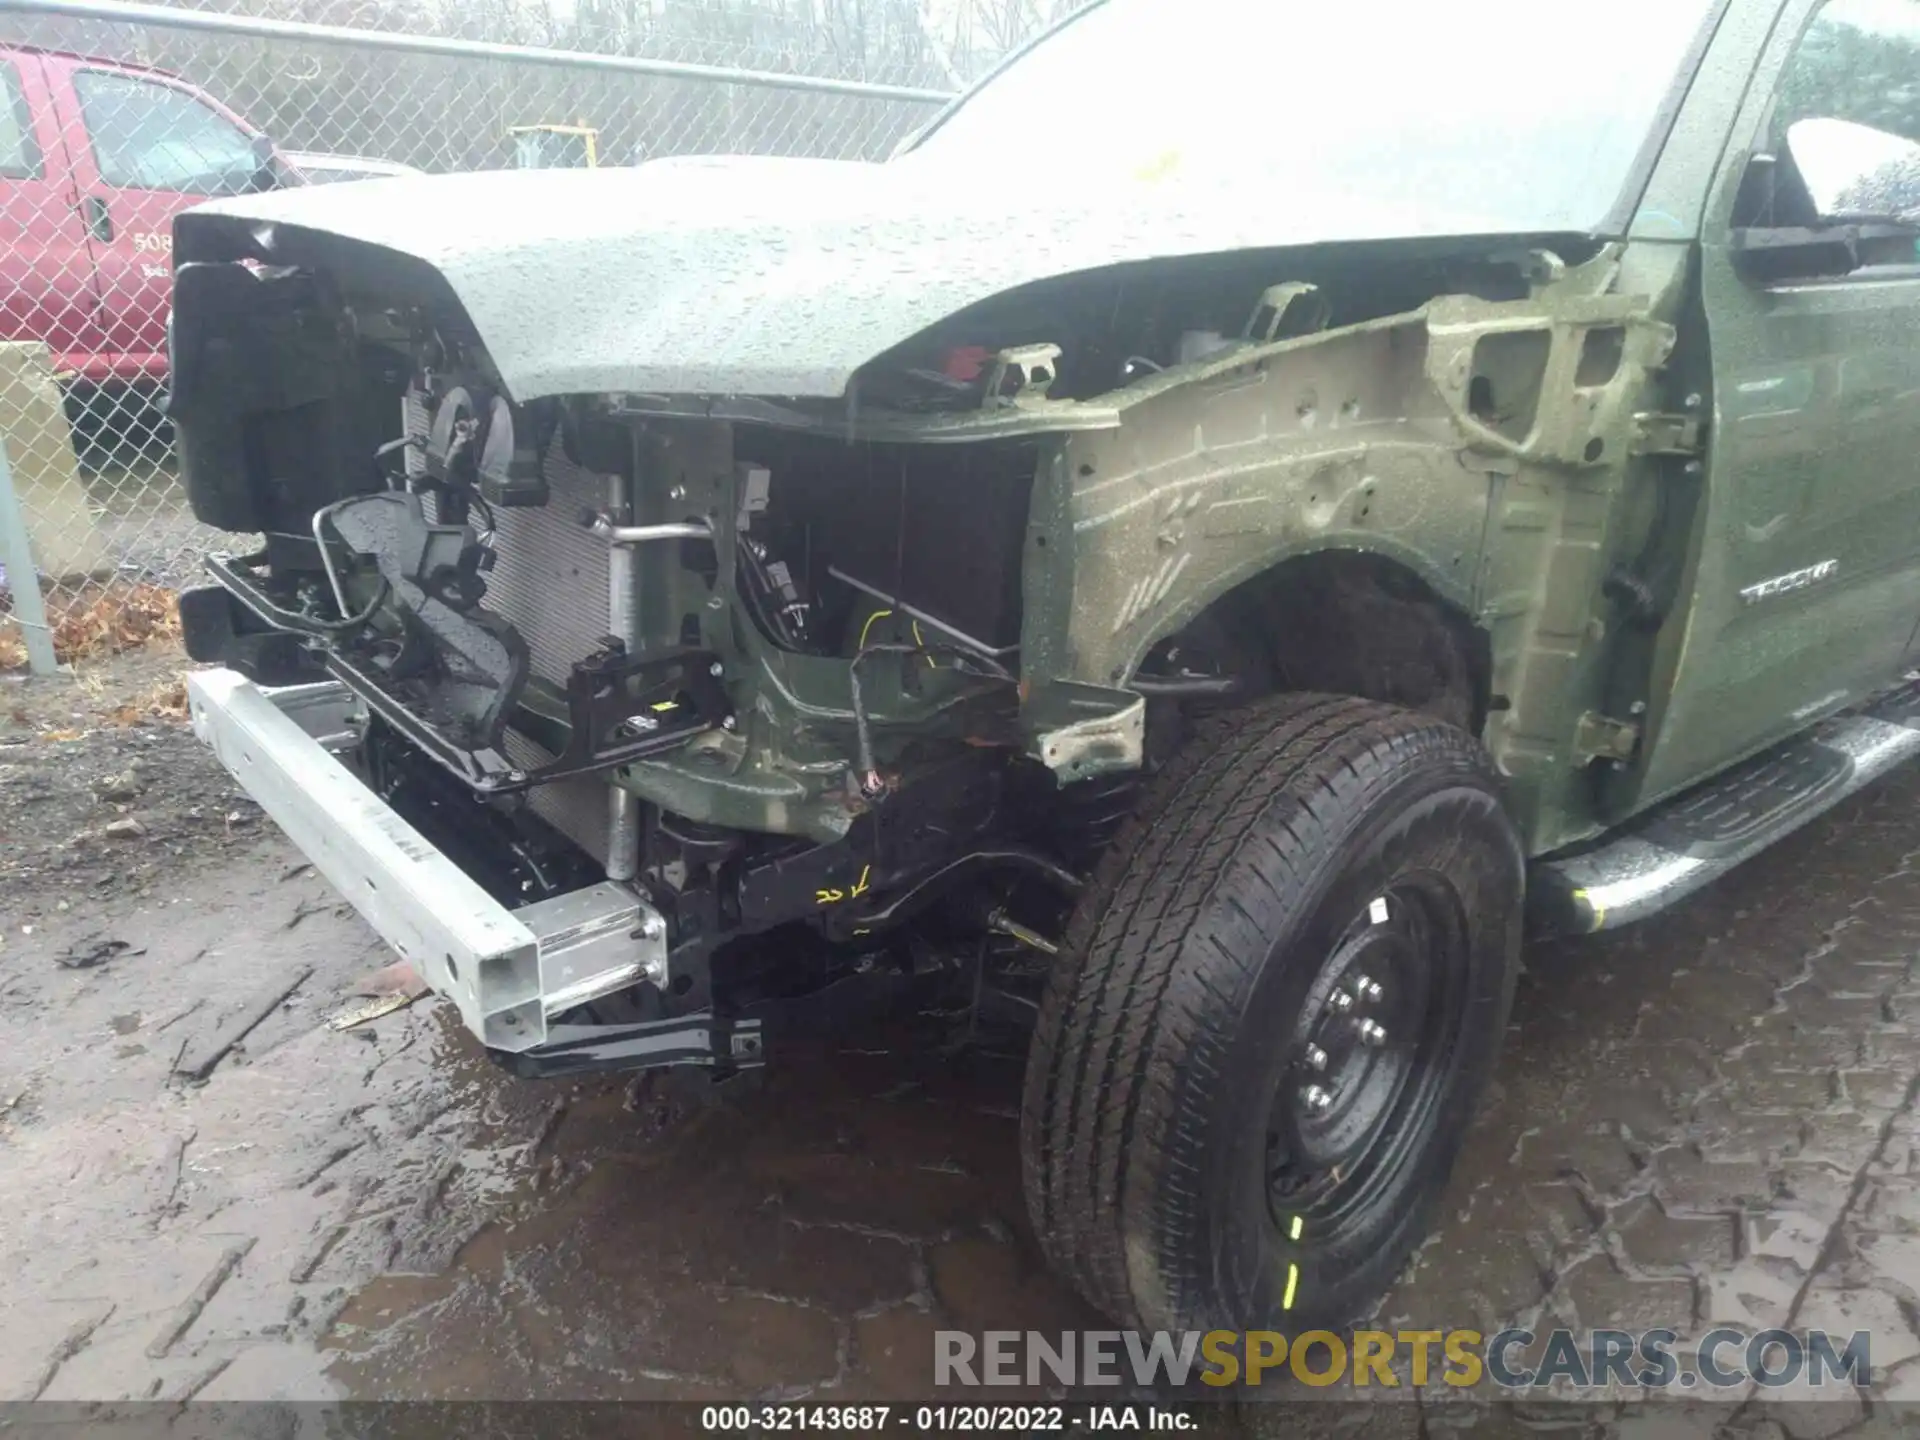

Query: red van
left=1, top=45, right=286, bottom=386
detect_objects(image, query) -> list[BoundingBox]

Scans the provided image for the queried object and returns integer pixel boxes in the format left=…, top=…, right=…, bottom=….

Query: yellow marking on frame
left=1283, top=1263, right=1299, bottom=1311
left=1289, top=1216, right=1303, bottom=1241
left=858, top=608, right=936, bottom=669
left=650, top=699, right=679, bottom=712
left=818, top=867, right=871, bottom=907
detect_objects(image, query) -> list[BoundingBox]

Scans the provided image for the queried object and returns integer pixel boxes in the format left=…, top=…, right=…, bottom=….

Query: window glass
left=73, top=69, right=257, bottom=195
left=1744, top=0, right=1920, bottom=229
left=906, top=0, right=1718, bottom=237
left=1774, top=0, right=1920, bottom=144
left=0, top=60, right=41, bottom=181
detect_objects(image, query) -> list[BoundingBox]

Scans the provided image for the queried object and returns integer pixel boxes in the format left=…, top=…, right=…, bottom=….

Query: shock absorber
left=1047, top=772, right=1141, bottom=873
left=605, top=468, right=641, bottom=882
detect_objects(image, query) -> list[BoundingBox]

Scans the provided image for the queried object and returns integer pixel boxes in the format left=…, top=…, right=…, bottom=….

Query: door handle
left=81, top=195, right=113, bottom=242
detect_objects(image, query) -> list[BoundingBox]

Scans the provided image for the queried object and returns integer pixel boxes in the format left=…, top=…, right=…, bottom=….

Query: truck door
left=0, top=50, right=110, bottom=379
left=49, top=60, right=266, bottom=384
left=1642, top=0, right=1920, bottom=800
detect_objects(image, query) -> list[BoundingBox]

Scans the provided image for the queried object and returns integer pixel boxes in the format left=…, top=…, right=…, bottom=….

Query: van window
left=0, top=60, right=41, bottom=180
left=73, top=69, right=256, bottom=195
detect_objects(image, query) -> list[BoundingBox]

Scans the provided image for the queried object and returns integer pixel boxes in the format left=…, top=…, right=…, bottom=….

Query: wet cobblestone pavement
left=8, top=659, right=1920, bottom=1434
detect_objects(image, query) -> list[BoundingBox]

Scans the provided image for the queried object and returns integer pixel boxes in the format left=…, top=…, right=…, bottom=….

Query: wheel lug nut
left=1353, top=975, right=1383, bottom=1004
left=1302, top=1044, right=1328, bottom=1072
left=1356, top=1018, right=1387, bottom=1047
left=1302, top=1084, right=1333, bottom=1114
left=1328, top=989, right=1354, bottom=1014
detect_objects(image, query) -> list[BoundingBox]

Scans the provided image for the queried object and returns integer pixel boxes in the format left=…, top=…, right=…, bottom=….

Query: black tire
left=1020, top=693, right=1522, bottom=1331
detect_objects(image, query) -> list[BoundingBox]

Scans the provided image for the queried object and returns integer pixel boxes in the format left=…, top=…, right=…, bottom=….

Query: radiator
left=404, top=394, right=614, bottom=865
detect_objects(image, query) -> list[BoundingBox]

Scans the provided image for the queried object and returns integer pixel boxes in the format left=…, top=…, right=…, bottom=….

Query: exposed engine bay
left=170, top=219, right=1656, bottom=1077
left=182, top=350, right=1109, bottom=1074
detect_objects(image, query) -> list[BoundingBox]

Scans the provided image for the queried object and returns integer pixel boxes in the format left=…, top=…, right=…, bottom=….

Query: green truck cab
left=167, top=0, right=1920, bottom=1333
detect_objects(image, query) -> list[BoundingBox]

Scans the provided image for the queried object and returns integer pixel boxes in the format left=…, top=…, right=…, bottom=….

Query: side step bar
left=1531, top=678, right=1920, bottom=934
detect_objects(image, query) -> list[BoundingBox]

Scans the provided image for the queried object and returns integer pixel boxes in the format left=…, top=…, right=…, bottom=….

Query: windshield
left=908, top=0, right=1719, bottom=235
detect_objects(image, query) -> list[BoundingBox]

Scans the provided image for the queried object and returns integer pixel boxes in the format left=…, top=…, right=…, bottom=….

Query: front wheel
left=1020, top=694, right=1522, bottom=1331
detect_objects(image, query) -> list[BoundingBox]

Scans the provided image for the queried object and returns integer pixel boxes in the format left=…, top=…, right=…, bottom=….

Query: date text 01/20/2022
left=700, top=1406, right=1196, bottom=1431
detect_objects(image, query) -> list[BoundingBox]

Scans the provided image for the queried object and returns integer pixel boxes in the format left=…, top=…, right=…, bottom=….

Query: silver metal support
left=586, top=516, right=713, bottom=546
left=0, top=0, right=956, bottom=102
left=526, top=881, right=664, bottom=1011
left=186, top=668, right=669, bottom=1048
left=604, top=471, right=641, bottom=883
left=262, top=680, right=368, bottom=753
left=605, top=475, right=640, bottom=654
left=606, top=789, right=640, bottom=883
left=311, top=495, right=357, bottom=617
left=0, top=437, right=57, bottom=676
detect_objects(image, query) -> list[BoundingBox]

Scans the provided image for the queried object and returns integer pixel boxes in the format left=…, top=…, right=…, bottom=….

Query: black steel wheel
left=1266, top=876, right=1470, bottom=1257
left=1021, top=694, right=1522, bottom=1331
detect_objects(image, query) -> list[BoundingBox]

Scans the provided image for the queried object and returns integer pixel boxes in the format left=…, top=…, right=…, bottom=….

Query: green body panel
left=609, top=250, right=1693, bottom=855
left=1633, top=0, right=1920, bottom=805
left=1015, top=251, right=1692, bottom=853
left=597, top=0, right=1920, bottom=861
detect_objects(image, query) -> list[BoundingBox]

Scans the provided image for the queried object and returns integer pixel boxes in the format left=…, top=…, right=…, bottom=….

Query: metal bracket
left=490, top=1012, right=764, bottom=1079
left=1246, top=282, right=1331, bottom=342
left=1631, top=412, right=1704, bottom=457
left=1490, top=246, right=1569, bottom=288
left=501, top=638, right=732, bottom=791
left=324, top=639, right=730, bottom=796
left=524, top=881, right=666, bottom=1014
left=1024, top=680, right=1147, bottom=781
left=1574, top=711, right=1641, bottom=764
left=983, top=344, right=1062, bottom=409
left=210, top=545, right=730, bottom=796
left=322, top=490, right=530, bottom=749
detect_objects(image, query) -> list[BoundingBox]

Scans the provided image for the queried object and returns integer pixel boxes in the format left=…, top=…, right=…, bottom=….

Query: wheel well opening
left=1150, top=552, right=1490, bottom=735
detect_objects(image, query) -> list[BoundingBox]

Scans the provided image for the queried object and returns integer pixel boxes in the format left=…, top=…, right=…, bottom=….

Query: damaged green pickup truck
left=170, top=0, right=1920, bottom=1333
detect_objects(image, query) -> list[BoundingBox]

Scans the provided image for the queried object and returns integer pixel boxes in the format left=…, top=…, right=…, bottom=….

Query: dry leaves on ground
left=103, top=677, right=189, bottom=728
left=0, top=581, right=180, bottom=670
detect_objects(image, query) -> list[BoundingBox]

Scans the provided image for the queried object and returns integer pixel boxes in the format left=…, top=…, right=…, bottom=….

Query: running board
left=1530, top=678, right=1920, bottom=934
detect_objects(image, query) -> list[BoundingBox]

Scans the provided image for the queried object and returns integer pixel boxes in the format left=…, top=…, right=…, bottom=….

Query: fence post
left=0, top=437, right=59, bottom=676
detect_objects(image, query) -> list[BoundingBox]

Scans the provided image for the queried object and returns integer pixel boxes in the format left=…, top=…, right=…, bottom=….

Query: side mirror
left=1786, top=117, right=1920, bottom=224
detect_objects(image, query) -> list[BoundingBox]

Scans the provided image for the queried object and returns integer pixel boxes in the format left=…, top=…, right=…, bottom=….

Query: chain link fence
left=0, top=0, right=960, bottom=671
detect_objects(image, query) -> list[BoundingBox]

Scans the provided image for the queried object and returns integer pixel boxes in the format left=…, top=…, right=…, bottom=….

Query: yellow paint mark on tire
left=1283, top=1262, right=1299, bottom=1310
left=1289, top=1215, right=1303, bottom=1241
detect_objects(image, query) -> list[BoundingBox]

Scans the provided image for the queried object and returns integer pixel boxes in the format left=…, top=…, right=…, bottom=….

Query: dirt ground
left=6, top=642, right=1920, bottom=1432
